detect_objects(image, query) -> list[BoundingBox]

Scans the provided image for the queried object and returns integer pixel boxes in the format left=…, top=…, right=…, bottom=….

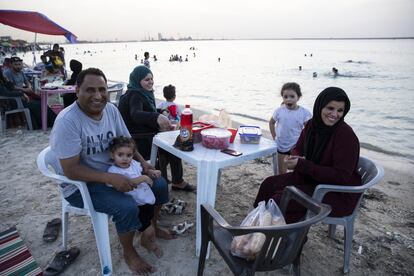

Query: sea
left=21, top=39, right=414, bottom=162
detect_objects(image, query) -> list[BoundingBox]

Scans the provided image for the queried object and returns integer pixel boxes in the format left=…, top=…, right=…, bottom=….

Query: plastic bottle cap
left=185, top=104, right=190, bottom=108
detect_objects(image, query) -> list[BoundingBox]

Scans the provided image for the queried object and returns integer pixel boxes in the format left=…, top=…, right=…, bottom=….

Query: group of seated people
left=0, top=56, right=57, bottom=129
left=46, top=62, right=362, bottom=274
left=0, top=43, right=84, bottom=129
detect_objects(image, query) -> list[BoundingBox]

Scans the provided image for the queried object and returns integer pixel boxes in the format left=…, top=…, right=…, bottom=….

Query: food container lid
left=238, top=126, right=262, bottom=136
left=193, top=121, right=213, bottom=133
left=201, top=128, right=232, bottom=138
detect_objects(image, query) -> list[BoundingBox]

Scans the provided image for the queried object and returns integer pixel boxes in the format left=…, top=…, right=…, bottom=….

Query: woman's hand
left=284, top=155, right=302, bottom=170
left=157, top=114, right=172, bottom=131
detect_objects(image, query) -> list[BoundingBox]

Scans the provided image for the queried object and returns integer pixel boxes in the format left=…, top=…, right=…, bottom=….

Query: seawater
left=23, top=39, right=414, bottom=161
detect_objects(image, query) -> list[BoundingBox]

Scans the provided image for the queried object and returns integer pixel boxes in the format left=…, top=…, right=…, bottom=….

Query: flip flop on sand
left=171, top=221, right=194, bottom=235
left=43, top=218, right=61, bottom=242
left=43, top=247, right=80, bottom=276
left=174, top=200, right=187, bottom=215
left=171, top=181, right=196, bottom=192
left=161, top=199, right=187, bottom=215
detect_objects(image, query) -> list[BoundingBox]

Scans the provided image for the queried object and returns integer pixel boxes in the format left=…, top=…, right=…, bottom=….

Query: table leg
left=272, top=153, right=278, bottom=175
left=40, top=90, right=47, bottom=131
left=149, top=143, right=159, bottom=167
left=195, top=161, right=219, bottom=257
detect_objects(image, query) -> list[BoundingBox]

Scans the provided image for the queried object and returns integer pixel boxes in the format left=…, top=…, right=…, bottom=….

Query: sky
left=1, top=0, right=414, bottom=42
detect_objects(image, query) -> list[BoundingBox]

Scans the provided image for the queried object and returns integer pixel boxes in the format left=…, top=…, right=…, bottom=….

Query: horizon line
left=68, top=36, right=414, bottom=44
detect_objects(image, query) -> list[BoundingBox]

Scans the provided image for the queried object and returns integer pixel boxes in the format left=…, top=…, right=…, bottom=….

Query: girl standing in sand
left=269, top=82, right=311, bottom=174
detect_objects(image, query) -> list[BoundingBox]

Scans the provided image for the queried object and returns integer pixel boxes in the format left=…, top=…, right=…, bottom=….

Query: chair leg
left=61, top=210, right=69, bottom=251
left=343, top=220, right=354, bottom=274
left=91, top=212, right=112, bottom=276
left=1, top=116, right=5, bottom=133
left=328, top=224, right=336, bottom=238
left=197, top=239, right=209, bottom=276
left=23, top=109, right=33, bottom=130
left=292, top=252, right=301, bottom=276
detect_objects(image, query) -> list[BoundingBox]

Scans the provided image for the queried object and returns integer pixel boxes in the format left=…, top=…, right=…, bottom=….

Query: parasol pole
left=32, top=32, right=37, bottom=66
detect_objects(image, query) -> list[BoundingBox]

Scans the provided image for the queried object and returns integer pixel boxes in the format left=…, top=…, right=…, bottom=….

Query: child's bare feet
left=124, top=249, right=155, bottom=275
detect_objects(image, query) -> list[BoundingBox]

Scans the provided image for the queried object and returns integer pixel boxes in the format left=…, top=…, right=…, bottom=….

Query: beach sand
left=1, top=126, right=413, bottom=276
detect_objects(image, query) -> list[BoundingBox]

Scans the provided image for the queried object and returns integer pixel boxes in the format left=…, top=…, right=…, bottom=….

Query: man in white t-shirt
left=50, top=68, right=169, bottom=274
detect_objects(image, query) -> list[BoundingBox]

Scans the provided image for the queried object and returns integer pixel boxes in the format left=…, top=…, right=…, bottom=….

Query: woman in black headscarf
left=63, top=59, right=83, bottom=107
left=254, top=87, right=361, bottom=223
left=118, top=66, right=194, bottom=191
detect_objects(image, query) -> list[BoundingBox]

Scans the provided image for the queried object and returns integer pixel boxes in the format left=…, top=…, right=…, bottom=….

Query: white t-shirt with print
left=50, top=102, right=131, bottom=197
left=272, top=105, right=312, bottom=152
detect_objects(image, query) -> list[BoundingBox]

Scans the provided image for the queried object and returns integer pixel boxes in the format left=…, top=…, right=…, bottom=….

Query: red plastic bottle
left=179, top=104, right=193, bottom=150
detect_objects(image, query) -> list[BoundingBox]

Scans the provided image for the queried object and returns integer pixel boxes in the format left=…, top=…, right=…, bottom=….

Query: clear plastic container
left=201, top=128, right=231, bottom=149
left=238, top=126, right=262, bottom=144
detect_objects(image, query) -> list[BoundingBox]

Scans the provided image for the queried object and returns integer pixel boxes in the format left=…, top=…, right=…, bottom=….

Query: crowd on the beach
left=1, top=47, right=365, bottom=275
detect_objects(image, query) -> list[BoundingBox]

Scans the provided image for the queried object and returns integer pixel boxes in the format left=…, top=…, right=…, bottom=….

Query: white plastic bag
left=267, top=199, right=286, bottom=226
left=198, top=109, right=232, bottom=128
left=217, top=109, right=232, bottom=128
left=230, top=200, right=286, bottom=260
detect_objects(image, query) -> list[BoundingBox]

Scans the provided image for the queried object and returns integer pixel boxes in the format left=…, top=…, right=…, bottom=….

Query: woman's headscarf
left=304, top=87, right=351, bottom=163
left=69, top=59, right=82, bottom=74
left=66, top=59, right=83, bottom=85
left=127, top=65, right=156, bottom=112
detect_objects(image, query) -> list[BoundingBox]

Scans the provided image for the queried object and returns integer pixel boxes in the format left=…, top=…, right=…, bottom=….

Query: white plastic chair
left=312, top=156, right=384, bottom=273
left=36, top=146, right=113, bottom=276
left=0, top=95, right=33, bottom=132
left=107, top=83, right=124, bottom=106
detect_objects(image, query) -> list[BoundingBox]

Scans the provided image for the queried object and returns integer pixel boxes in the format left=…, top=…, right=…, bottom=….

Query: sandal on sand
left=171, top=221, right=194, bottom=235
left=161, top=198, right=187, bottom=215
left=161, top=205, right=175, bottom=214
left=172, top=181, right=196, bottom=192
left=174, top=200, right=187, bottom=215
left=43, top=247, right=80, bottom=276
left=43, top=218, right=61, bottom=242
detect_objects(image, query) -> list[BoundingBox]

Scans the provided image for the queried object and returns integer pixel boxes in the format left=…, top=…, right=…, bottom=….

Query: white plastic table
left=149, top=130, right=278, bottom=256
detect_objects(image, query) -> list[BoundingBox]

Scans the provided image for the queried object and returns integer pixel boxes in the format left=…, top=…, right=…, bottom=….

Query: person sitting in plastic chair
left=49, top=68, right=172, bottom=275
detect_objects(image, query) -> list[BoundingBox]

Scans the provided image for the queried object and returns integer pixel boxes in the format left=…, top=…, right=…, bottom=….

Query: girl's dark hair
left=280, top=82, right=302, bottom=98
left=108, top=136, right=136, bottom=153
left=163, top=84, right=176, bottom=100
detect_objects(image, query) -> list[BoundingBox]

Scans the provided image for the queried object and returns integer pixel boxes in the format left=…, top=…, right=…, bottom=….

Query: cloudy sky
left=1, top=0, right=413, bottom=42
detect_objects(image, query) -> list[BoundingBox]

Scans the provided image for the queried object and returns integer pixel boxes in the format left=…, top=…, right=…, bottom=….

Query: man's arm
left=60, top=154, right=136, bottom=192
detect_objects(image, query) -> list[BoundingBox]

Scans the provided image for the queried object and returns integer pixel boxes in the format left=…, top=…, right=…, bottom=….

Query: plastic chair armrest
left=0, top=96, right=24, bottom=109
left=202, top=204, right=231, bottom=228
left=44, top=171, right=96, bottom=213
left=312, top=184, right=368, bottom=202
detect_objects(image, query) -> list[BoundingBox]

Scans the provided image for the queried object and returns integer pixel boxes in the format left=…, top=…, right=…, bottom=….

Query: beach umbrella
left=0, top=10, right=77, bottom=43
left=0, top=9, right=77, bottom=64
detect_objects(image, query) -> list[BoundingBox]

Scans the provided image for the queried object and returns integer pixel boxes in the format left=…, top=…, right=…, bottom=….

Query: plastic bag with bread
left=230, top=199, right=286, bottom=260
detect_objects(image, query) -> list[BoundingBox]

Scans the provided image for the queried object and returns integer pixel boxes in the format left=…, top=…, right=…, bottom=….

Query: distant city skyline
left=1, top=0, right=413, bottom=43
